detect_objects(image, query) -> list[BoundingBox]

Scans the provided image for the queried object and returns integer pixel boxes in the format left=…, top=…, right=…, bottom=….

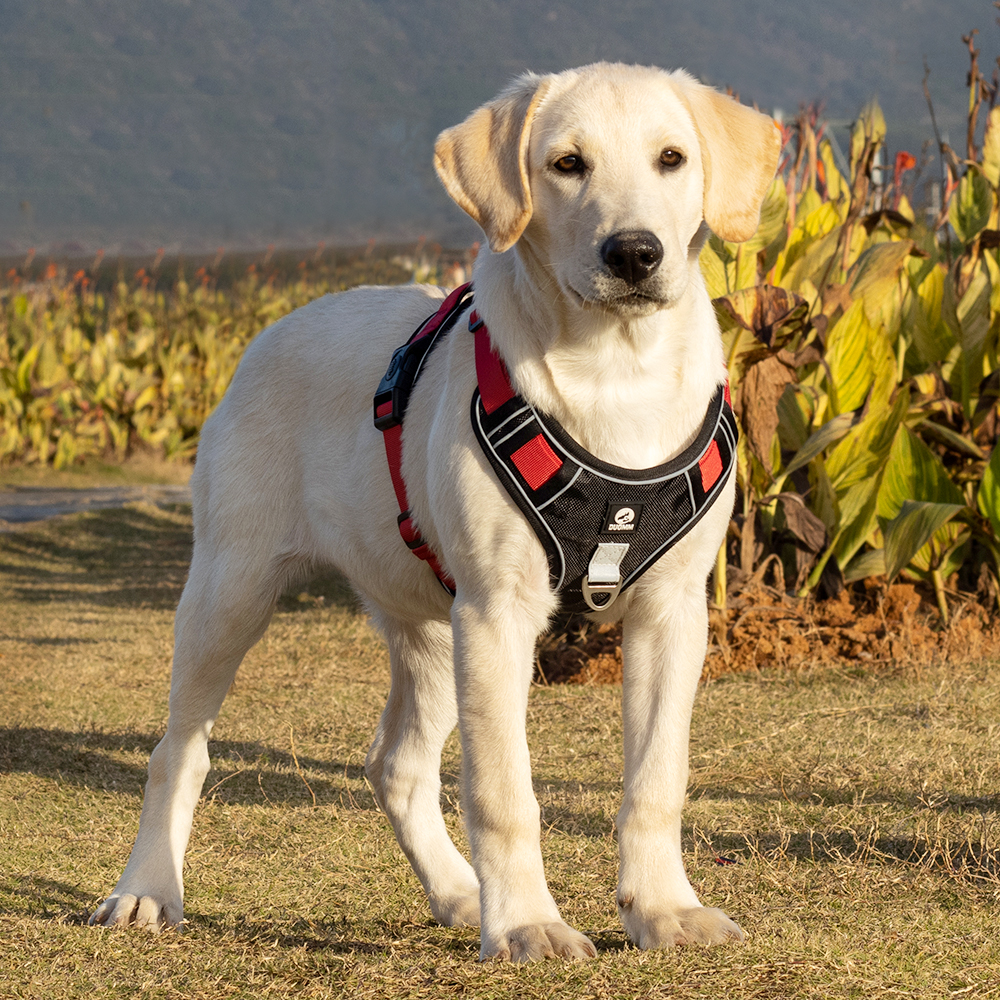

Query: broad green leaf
left=978, top=440, right=1000, bottom=539
left=809, top=456, right=839, bottom=534
left=877, top=426, right=964, bottom=521
left=826, top=386, right=909, bottom=492
left=833, top=475, right=882, bottom=568
left=956, top=261, right=991, bottom=351
left=824, top=298, right=896, bottom=414
left=896, top=194, right=915, bottom=223
left=882, top=499, right=965, bottom=580
left=16, top=342, right=41, bottom=396
left=776, top=384, right=810, bottom=453
left=743, top=176, right=788, bottom=254
left=905, top=521, right=970, bottom=579
left=850, top=100, right=886, bottom=173
left=948, top=262, right=991, bottom=415
left=916, top=418, right=984, bottom=459
left=800, top=200, right=840, bottom=239
left=819, top=139, right=847, bottom=207
left=841, top=547, right=886, bottom=582
left=775, top=200, right=840, bottom=287
left=981, top=246, right=1000, bottom=316
left=824, top=299, right=873, bottom=413
left=796, top=186, right=823, bottom=224
left=949, top=168, right=993, bottom=244
left=36, top=337, right=67, bottom=388
left=783, top=412, right=855, bottom=476
left=849, top=240, right=915, bottom=328
left=908, top=265, right=955, bottom=365
left=730, top=243, right=759, bottom=291
left=984, top=107, right=1000, bottom=188
left=699, top=240, right=729, bottom=298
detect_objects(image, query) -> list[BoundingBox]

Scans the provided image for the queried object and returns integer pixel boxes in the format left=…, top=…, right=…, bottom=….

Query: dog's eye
left=553, top=154, right=585, bottom=174
left=660, top=148, right=683, bottom=169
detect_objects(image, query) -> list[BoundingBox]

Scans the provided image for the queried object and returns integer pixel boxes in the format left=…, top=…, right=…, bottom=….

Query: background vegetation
left=5, top=38, right=1000, bottom=617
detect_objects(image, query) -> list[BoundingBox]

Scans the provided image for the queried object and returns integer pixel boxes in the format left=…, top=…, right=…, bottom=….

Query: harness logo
left=602, top=502, right=644, bottom=534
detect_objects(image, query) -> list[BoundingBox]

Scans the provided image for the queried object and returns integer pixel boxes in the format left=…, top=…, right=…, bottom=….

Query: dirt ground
left=537, top=579, right=1000, bottom=685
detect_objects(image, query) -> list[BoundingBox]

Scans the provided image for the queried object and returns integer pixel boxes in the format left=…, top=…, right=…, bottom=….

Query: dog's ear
left=681, top=84, right=782, bottom=244
left=434, top=74, right=552, bottom=253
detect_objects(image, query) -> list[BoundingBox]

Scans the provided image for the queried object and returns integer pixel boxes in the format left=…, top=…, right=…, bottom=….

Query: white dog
left=90, top=62, right=779, bottom=960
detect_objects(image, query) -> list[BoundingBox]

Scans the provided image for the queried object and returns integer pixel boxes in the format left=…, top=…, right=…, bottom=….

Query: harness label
left=602, top=502, right=645, bottom=534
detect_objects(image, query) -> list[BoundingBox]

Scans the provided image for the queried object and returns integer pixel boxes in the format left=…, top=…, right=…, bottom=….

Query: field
left=2, top=503, right=999, bottom=998
left=6, top=37, right=1000, bottom=998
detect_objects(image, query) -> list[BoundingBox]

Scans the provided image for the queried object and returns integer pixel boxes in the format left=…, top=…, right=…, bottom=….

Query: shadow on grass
left=0, top=726, right=374, bottom=809
left=0, top=874, right=96, bottom=922
left=690, top=781, right=1000, bottom=815
left=1, top=505, right=359, bottom=614
left=694, top=827, right=1000, bottom=886
left=153, top=912, right=482, bottom=958
left=162, top=914, right=629, bottom=957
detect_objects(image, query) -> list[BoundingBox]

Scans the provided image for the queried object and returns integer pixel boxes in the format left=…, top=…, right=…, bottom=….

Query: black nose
left=600, top=231, right=664, bottom=285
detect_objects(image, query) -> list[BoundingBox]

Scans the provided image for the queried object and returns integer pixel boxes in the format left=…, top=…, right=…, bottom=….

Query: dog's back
left=190, top=283, right=450, bottom=603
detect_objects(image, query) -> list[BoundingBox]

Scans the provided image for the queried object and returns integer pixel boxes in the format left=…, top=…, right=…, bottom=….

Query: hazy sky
left=1, top=0, right=996, bottom=253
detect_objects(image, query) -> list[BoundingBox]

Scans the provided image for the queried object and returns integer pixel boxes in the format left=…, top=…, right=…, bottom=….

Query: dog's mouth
left=567, top=283, right=671, bottom=315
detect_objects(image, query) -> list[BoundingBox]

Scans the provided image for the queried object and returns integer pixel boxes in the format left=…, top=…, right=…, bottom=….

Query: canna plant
left=0, top=261, right=413, bottom=468
left=702, top=31, right=1000, bottom=618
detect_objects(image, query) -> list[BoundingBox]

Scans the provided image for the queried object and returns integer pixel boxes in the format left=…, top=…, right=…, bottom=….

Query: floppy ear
left=434, top=74, right=552, bottom=253
left=681, top=83, right=782, bottom=244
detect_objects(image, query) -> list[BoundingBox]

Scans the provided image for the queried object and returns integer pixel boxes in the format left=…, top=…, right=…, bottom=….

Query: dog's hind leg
left=90, top=539, right=287, bottom=931
left=365, top=614, right=481, bottom=927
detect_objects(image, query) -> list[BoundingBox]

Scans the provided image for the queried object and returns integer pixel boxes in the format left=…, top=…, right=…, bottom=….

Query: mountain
left=0, top=0, right=995, bottom=253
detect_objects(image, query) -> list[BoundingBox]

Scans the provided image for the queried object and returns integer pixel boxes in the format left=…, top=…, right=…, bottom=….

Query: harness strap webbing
left=374, top=282, right=472, bottom=594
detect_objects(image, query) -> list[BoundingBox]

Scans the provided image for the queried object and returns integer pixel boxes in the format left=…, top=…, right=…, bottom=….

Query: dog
left=89, top=62, right=780, bottom=961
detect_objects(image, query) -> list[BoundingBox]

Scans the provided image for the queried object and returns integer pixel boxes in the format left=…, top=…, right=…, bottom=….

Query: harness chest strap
left=374, top=286, right=738, bottom=612
left=468, top=309, right=737, bottom=613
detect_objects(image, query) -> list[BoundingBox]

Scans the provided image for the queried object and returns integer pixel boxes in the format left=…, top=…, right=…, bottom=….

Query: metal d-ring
left=581, top=574, right=623, bottom=611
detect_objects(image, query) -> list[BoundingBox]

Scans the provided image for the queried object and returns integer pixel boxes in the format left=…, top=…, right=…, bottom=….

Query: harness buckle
left=373, top=344, right=411, bottom=430
left=581, top=542, right=629, bottom=612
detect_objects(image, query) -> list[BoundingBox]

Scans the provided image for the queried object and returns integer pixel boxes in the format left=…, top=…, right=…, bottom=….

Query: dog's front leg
left=452, top=598, right=597, bottom=962
left=616, top=578, right=746, bottom=948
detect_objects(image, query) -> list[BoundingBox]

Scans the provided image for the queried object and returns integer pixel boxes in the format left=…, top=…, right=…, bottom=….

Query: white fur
left=89, top=62, right=779, bottom=961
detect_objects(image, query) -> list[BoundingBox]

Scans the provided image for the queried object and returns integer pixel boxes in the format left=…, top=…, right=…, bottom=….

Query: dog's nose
left=600, top=231, right=664, bottom=284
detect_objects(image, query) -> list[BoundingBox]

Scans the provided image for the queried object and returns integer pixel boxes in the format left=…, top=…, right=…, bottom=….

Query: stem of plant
left=714, top=540, right=727, bottom=610
left=931, top=566, right=949, bottom=623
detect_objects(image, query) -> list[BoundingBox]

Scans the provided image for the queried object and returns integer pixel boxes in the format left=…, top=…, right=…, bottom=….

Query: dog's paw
left=621, top=904, right=745, bottom=949
left=429, top=886, right=481, bottom=927
left=89, top=892, right=183, bottom=932
left=482, top=921, right=597, bottom=962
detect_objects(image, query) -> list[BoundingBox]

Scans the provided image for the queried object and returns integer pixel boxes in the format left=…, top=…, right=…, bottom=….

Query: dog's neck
left=471, top=245, right=726, bottom=471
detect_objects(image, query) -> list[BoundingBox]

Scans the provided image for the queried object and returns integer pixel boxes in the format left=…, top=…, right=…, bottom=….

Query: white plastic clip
left=581, top=542, right=629, bottom=611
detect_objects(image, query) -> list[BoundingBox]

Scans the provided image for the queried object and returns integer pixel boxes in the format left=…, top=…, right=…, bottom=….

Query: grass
left=0, top=452, right=192, bottom=490
left=1, top=504, right=1000, bottom=998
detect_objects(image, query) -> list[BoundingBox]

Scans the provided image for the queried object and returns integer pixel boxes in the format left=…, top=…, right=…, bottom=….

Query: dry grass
left=2, top=505, right=1000, bottom=998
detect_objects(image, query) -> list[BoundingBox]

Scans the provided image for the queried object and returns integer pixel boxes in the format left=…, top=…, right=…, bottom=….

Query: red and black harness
left=374, top=283, right=737, bottom=613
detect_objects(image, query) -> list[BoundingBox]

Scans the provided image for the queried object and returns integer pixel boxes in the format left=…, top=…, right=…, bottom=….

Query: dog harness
left=374, top=284, right=738, bottom=613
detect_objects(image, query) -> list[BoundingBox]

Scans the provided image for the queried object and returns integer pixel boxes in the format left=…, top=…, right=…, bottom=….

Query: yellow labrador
left=90, top=62, right=779, bottom=960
